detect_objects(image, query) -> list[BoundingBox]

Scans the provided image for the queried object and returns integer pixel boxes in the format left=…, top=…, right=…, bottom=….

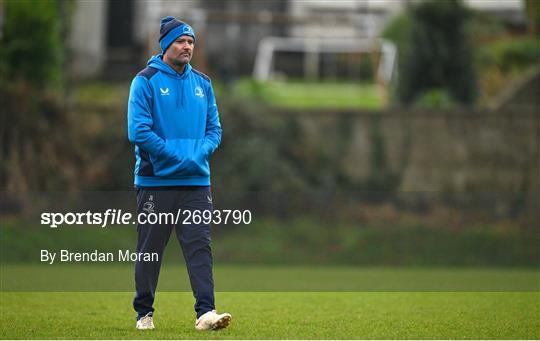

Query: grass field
left=1, top=265, right=539, bottom=339
left=2, top=264, right=539, bottom=291
left=1, top=291, right=538, bottom=339
left=233, top=79, right=385, bottom=109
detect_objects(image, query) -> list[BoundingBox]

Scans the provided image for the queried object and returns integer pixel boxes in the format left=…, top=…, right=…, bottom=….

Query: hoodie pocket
left=150, top=138, right=210, bottom=178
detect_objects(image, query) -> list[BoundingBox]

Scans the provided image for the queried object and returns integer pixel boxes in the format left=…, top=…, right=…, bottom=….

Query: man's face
left=164, top=35, right=194, bottom=68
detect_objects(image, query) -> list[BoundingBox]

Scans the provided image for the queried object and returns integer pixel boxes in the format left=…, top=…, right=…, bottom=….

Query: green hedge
left=2, top=218, right=538, bottom=266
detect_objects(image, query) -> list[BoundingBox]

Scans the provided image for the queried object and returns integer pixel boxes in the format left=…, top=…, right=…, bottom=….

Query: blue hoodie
left=127, top=55, right=222, bottom=187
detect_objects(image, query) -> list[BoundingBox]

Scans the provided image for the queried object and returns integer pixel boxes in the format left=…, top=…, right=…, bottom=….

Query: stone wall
left=287, top=108, right=538, bottom=194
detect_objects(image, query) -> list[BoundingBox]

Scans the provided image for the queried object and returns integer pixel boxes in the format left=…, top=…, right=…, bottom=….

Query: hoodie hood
left=147, top=54, right=191, bottom=78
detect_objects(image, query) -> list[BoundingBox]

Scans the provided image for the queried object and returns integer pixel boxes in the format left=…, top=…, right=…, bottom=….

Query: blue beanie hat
left=159, top=16, right=196, bottom=53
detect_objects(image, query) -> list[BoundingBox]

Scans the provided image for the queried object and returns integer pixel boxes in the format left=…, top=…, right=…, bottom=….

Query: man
left=127, top=16, right=231, bottom=331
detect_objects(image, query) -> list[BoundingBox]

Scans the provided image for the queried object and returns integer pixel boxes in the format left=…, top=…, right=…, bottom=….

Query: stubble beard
left=173, top=54, right=191, bottom=68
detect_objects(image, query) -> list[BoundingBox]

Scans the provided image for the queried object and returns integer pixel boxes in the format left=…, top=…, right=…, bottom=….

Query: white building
left=68, top=0, right=525, bottom=79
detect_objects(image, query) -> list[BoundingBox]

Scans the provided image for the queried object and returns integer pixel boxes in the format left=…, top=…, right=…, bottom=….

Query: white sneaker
left=136, top=312, right=155, bottom=330
left=195, top=310, right=232, bottom=331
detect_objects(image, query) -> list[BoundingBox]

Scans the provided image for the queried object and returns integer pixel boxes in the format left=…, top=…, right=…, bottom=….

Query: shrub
left=0, top=0, right=73, bottom=191
left=414, top=89, right=457, bottom=108
left=0, top=0, right=63, bottom=89
left=477, top=38, right=540, bottom=73
left=386, top=0, right=477, bottom=106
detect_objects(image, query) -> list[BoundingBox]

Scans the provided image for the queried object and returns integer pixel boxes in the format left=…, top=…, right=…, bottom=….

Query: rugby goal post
left=253, top=36, right=397, bottom=85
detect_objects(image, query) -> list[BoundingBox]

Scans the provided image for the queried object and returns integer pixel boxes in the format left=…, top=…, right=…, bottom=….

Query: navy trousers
left=133, top=186, right=215, bottom=320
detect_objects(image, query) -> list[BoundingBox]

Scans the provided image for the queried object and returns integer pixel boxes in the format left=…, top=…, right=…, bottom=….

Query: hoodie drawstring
left=180, top=78, right=184, bottom=108
left=177, top=77, right=181, bottom=108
